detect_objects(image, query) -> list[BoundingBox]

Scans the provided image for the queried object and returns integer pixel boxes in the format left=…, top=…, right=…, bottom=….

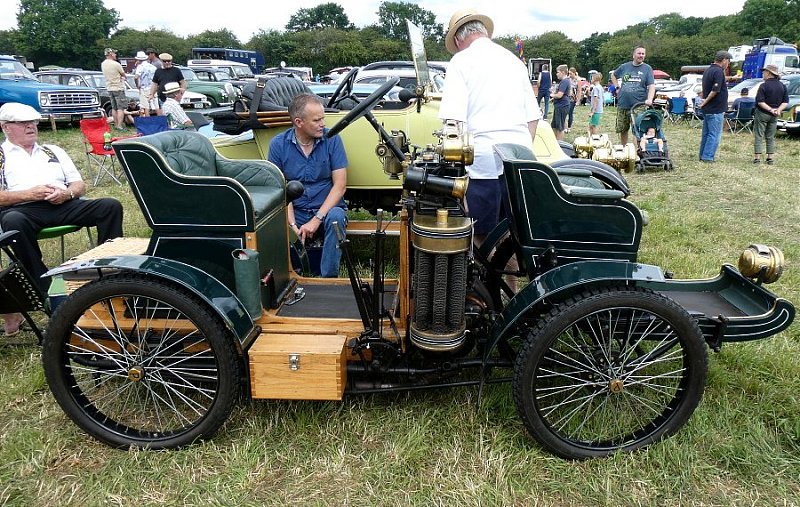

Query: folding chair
left=666, top=97, right=690, bottom=125
left=37, top=225, right=95, bottom=263
left=79, top=118, right=126, bottom=185
left=0, top=231, right=48, bottom=344
left=134, top=115, right=170, bottom=136
left=726, top=103, right=756, bottom=134
left=689, top=98, right=704, bottom=128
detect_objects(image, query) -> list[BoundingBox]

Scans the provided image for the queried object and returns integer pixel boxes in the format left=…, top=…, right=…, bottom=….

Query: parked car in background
left=776, top=73, right=800, bottom=135
left=1, top=55, right=102, bottom=124
left=306, top=82, right=405, bottom=103
left=655, top=81, right=702, bottom=109
left=35, top=69, right=139, bottom=117
left=361, top=60, right=448, bottom=74
left=654, top=79, right=679, bottom=92
left=726, top=78, right=763, bottom=110
left=187, top=59, right=256, bottom=81
left=355, top=67, right=445, bottom=93
left=176, top=65, right=240, bottom=107
left=780, top=73, right=800, bottom=111
left=191, top=68, right=250, bottom=94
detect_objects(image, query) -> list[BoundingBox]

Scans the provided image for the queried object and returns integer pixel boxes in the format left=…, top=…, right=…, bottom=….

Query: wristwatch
left=314, top=211, right=326, bottom=221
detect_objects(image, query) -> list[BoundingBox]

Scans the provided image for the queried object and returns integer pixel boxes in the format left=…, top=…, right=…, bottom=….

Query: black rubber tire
left=512, top=286, right=708, bottom=459
left=42, top=274, right=241, bottom=449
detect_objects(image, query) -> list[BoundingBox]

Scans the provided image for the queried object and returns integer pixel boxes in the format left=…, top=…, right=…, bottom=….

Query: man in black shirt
left=753, top=64, right=789, bottom=164
left=698, top=50, right=731, bottom=163
left=148, top=53, right=185, bottom=103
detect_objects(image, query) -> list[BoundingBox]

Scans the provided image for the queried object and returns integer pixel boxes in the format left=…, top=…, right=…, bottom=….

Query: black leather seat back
left=243, top=77, right=313, bottom=111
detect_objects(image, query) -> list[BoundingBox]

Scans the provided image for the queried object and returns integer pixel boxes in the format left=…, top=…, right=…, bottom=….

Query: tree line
left=1, top=0, right=798, bottom=80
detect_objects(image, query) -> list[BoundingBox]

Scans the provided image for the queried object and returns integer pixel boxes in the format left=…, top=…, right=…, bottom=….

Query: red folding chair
left=79, top=118, right=127, bottom=185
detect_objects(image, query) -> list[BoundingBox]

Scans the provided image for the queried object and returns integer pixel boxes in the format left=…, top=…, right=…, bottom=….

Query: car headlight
left=738, top=244, right=785, bottom=283
left=224, top=83, right=234, bottom=95
left=39, top=92, right=49, bottom=106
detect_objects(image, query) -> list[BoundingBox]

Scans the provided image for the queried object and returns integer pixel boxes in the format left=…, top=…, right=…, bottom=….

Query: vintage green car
left=22, top=23, right=792, bottom=460
left=177, top=65, right=240, bottom=108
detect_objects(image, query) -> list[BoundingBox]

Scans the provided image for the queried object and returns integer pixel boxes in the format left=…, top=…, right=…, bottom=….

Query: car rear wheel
left=513, top=286, right=708, bottom=459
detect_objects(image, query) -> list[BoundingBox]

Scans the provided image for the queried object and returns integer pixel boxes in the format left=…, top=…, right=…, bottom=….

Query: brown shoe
left=3, top=313, right=25, bottom=336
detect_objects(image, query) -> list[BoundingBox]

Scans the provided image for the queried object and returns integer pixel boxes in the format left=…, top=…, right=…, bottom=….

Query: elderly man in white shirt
left=0, top=103, right=123, bottom=335
left=438, top=9, right=541, bottom=243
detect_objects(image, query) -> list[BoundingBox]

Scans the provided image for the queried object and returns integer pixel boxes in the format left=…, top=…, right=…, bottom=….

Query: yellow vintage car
left=209, top=24, right=628, bottom=211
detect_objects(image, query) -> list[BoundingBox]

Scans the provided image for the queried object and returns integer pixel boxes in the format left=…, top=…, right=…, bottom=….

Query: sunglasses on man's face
left=163, top=60, right=173, bottom=63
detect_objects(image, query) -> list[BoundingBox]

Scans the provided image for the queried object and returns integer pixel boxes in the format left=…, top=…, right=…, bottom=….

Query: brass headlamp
left=738, top=244, right=785, bottom=284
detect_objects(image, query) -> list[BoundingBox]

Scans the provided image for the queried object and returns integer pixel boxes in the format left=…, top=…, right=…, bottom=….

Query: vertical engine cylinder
left=410, top=209, right=472, bottom=352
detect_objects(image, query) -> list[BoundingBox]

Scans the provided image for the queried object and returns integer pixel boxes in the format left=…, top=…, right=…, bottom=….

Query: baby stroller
left=631, top=103, right=674, bottom=171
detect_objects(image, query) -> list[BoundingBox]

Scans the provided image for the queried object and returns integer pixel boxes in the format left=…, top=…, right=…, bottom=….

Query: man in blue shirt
left=550, top=64, right=572, bottom=140
left=726, top=87, right=755, bottom=119
left=537, top=64, right=552, bottom=120
left=611, top=47, right=655, bottom=145
left=698, top=50, right=732, bottom=162
left=268, top=93, right=348, bottom=277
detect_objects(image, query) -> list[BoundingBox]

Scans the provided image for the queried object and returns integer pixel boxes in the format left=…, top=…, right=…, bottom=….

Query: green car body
left=177, top=65, right=240, bottom=108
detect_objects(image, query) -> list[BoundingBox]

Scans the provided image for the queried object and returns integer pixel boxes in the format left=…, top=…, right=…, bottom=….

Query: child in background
left=588, top=72, right=604, bottom=135
left=639, top=127, right=664, bottom=152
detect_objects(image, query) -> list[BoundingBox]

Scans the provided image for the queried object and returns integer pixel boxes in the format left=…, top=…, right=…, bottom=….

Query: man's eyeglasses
left=6, top=120, right=38, bottom=127
left=162, top=60, right=173, bottom=63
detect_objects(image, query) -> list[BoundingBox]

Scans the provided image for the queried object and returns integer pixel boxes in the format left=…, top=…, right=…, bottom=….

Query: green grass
left=1, top=111, right=799, bottom=506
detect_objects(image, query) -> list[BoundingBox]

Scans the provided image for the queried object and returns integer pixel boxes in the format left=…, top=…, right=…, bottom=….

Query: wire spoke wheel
left=513, top=287, right=708, bottom=459
left=43, top=274, right=241, bottom=449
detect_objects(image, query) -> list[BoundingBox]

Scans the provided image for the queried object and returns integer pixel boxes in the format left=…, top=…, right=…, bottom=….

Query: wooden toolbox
left=248, top=333, right=347, bottom=400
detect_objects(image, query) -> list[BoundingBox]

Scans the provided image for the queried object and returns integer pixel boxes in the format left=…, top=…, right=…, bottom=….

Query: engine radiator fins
left=414, top=249, right=433, bottom=330
left=409, top=210, right=472, bottom=352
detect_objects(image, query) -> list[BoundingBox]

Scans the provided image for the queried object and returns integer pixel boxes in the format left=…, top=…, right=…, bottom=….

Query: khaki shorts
left=615, top=108, right=632, bottom=134
left=108, top=90, right=129, bottom=111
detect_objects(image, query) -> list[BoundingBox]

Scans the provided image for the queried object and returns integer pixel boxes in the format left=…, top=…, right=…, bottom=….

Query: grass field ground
left=1, top=106, right=798, bottom=506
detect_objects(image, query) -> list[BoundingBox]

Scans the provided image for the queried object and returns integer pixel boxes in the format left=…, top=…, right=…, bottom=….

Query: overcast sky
left=2, top=0, right=747, bottom=43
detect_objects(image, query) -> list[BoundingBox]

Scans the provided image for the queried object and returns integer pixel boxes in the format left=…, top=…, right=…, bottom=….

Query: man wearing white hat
left=161, top=82, right=194, bottom=130
left=0, top=103, right=124, bottom=335
left=438, top=8, right=541, bottom=243
left=133, top=50, right=158, bottom=116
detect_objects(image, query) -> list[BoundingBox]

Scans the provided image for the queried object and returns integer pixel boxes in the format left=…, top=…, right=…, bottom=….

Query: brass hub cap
left=128, top=366, right=144, bottom=382
left=608, top=379, right=624, bottom=393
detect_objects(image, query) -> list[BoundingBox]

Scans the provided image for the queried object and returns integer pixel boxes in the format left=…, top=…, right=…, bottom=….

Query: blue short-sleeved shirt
left=268, top=128, right=348, bottom=211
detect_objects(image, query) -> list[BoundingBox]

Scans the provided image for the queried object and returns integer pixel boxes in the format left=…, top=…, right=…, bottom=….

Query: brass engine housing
left=409, top=209, right=473, bottom=352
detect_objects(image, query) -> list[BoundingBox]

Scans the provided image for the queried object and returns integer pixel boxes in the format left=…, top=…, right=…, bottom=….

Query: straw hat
left=163, top=82, right=181, bottom=95
left=444, top=9, right=493, bottom=54
left=135, top=51, right=148, bottom=61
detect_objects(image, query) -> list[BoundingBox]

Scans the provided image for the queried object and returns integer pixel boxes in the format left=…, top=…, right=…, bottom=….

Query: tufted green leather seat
left=493, top=143, right=644, bottom=276
left=113, top=131, right=290, bottom=306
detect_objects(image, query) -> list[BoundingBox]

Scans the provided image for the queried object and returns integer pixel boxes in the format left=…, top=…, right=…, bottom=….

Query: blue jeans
left=699, top=112, right=724, bottom=161
left=294, top=206, right=347, bottom=277
left=568, top=99, right=576, bottom=128
left=537, top=93, right=550, bottom=119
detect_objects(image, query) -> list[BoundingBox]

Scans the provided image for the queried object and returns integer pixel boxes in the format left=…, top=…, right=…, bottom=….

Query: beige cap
left=0, top=102, right=42, bottom=122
